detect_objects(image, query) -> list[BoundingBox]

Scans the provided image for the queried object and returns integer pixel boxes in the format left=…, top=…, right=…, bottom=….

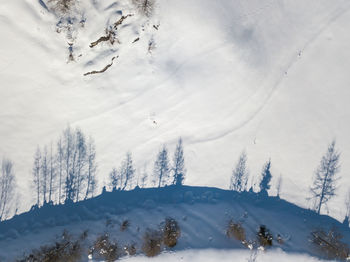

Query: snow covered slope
left=0, top=187, right=349, bottom=261
left=0, top=0, right=350, bottom=218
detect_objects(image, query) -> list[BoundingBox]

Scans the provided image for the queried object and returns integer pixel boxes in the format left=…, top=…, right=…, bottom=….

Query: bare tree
left=75, top=129, right=87, bottom=202
left=85, top=137, right=97, bottom=199
left=41, top=146, right=49, bottom=204
left=61, top=126, right=91, bottom=202
left=62, top=126, right=74, bottom=202
left=0, top=158, right=16, bottom=220
left=276, top=175, right=283, bottom=197
left=33, top=147, right=41, bottom=206
left=120, top=152, right=135, bottom=190
left=57, top=138, right=64, bottom=204
left=310, top=140, right=341, bottom=214
left=109, top=167, right=120, bottom=190
left=230, top=151, right=249, bottom=192
left=48, top=142, right=56, bottom=203
left=172, top=138, right=186, bottom=186
left=154, top=145, right=170, bottom=187
left=138, top=165, right=148, bottom=188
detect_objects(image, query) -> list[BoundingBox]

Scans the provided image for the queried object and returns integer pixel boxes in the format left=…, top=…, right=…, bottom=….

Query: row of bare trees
left=31, top=128, right=186, bottom=207
left=109, top=138, right=186, bottom=191
left=32, top=126, right=97, bottom=207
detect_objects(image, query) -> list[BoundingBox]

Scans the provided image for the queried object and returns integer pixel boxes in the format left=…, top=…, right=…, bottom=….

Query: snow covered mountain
left=1, top=0, right=350, bottom=229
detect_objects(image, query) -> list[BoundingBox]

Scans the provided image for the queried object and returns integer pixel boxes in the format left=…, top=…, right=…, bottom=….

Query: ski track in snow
left=75, top=0, right=350, bottom=146
left=189, top=0, right=350, bottom=144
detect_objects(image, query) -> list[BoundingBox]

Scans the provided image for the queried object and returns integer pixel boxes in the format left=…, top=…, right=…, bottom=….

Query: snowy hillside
left=0, top=0, right=350, bottom=237
left=0, top=186, right=349, bottom=261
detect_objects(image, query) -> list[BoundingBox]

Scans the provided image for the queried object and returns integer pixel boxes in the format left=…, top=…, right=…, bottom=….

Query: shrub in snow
left=257, top=225, right=273, bottom=247
left=47, top=0, right=74, bottom=14
left=120, top=219, right=130, bottom=231
left=162, top=218, right=181, bottom=248
left=124, top=243, right=137, bottom=256
left=133, top=0, right=156, bottom=17
left=276, top=234, right=284, bottom=245
left=142, top=229, right=163, bottom=257
left=18, top=230, right=84, bottom=262
left=89, top=233, right=119, bottom=262
left=226, top=220, right=246, bottom=243
left=310, top=228, right=349, bottom=260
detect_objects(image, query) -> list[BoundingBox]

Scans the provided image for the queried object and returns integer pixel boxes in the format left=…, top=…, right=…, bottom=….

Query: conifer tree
left=230, top=151, right=249, bottom=192
left=259, top=159, right=272, bottom=195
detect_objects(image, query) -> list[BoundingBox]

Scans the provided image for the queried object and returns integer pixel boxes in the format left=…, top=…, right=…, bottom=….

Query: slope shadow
left=0, top=186, right=349, bottom=260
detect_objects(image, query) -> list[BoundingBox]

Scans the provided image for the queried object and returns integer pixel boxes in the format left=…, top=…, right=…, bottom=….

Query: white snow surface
left=121, top=249, right=330, bottom=262
left=0, top=0, right=350, bottom=219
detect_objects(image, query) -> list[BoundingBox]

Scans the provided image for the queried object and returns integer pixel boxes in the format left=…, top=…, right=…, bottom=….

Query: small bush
left=162, top=218, right=181, bottom=248
left=310, top=228, right=349, bottom=260
left=47, top=0, right=74, bottom=14
left=258, top=225, right=273, bottom=247
left=121, top=220, right=130, bottom=231
left=133, top=0, right=155, bottom=17
left=226, top=220, right=246, bottom=242
left=18, top=230, right=83, bottom=262
left=276, top=234, right=284, bottom=245
left=142, top=229, right=162, bottom=257
left=124, top=244, right=137, bottom=256
left=90, top=234, right=119, bottom=262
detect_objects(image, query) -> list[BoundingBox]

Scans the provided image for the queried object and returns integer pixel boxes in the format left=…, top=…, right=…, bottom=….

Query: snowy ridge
left=1, top=0, right=350, bottom=243
left=0, top=186, right=349, bottom=261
